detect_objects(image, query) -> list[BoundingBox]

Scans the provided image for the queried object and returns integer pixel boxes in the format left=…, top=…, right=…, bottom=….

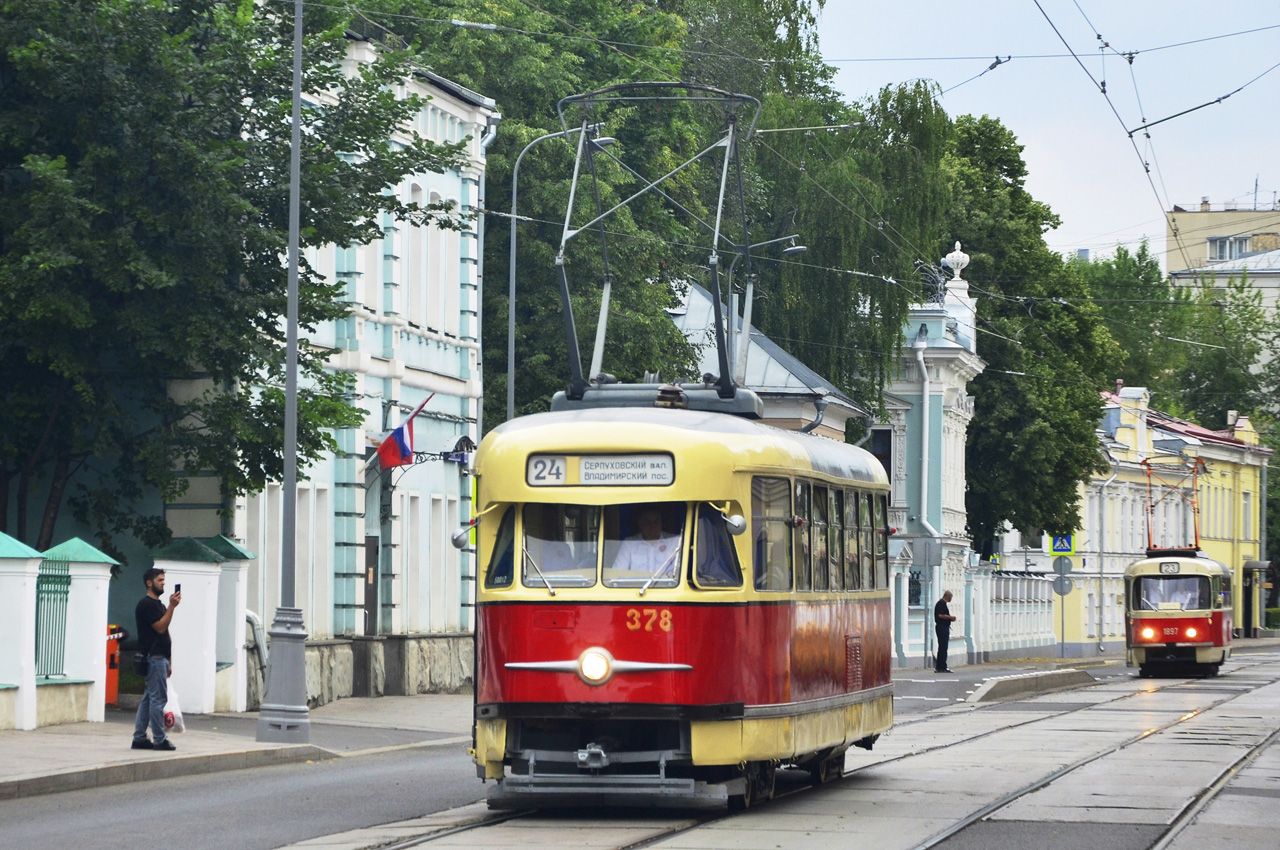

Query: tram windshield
left=522, top=504, right=600, bottom=589
left=1133, top=575, right=1211, bottom=611
left=603, top=502, right=686, bottom=589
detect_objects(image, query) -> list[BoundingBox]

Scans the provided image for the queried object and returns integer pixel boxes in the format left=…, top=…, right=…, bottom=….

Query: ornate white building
left=165, top=40, right=499, bottom=704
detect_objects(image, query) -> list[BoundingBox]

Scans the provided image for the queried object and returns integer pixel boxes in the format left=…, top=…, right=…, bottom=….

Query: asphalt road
left=0, top=745, right=483, bottom=850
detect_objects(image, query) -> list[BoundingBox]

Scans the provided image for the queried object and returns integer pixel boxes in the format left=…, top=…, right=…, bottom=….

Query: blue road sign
left=1050, top=534, right=1075, bottom=555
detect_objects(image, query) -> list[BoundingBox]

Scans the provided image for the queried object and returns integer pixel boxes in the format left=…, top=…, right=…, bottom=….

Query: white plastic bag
left=164, top=685, right=186, bottom=734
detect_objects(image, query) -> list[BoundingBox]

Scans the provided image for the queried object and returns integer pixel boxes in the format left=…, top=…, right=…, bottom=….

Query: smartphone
left=175, top=583, right=182, bottom=593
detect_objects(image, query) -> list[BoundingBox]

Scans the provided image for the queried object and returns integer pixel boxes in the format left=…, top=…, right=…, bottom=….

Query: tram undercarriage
left=477, top=695, right=890, bottom=809
left=1131, top=644, right=1228, bottom=677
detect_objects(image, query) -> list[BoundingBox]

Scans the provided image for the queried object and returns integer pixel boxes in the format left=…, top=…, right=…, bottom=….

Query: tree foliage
left=0, top=0, right=464, bottom=554
left=943, top=116, right=1122, bottom=552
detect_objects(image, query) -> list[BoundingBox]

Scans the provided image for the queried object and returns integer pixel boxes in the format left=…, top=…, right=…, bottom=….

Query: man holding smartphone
left=132, top=567, right=181, bottom=751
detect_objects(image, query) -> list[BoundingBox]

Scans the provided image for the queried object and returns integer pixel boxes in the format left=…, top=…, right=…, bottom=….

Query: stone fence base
left=245, top=632, right=472, bottom=710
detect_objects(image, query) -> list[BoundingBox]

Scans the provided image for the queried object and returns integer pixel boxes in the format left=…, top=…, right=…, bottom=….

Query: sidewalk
left=5, top=637, right=1277, bottom=802
left=0, top=693, right=474, bottom=801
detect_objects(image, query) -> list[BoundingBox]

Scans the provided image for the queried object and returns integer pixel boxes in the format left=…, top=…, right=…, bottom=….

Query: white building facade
left=166, top=42, right=498, bottom=703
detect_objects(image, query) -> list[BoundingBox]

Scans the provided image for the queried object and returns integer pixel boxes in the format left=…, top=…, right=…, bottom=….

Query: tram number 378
left=625, top=608, right=673, bottom=632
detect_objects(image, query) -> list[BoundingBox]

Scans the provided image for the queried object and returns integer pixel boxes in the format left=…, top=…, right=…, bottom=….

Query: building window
left=1207, top=236, right=1249, bottom=261
left=870, top=429, right=892, bottom=480
left=1244, top=492, right=1253, bottom=540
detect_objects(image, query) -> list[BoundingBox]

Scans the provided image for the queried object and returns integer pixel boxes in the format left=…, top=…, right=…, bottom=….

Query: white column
left=156, top=558, right=223, bottom=714
left=218, top=560, right=249, bottom=712
left=64, top=560, right=113, bottom=722
left=0, top=538, right=42, bottom=730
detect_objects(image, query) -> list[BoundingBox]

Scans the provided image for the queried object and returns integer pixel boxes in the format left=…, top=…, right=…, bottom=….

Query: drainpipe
left=474, top=112, right=501, bottom=440
left=799, top=397, right=828, bottom=434
left=914, top=325, right=943, bottom=664
left=246, top=609, right=269, bottom=669
left=1097, top=452, right=1120, bottom=654
left=1262, top=463, right=1269, bottom=607
left=853, top=413, right=874, bottom=447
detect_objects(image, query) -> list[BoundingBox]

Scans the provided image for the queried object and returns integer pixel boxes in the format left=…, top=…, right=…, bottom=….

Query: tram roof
left=1124, top=553, right=1229, bottom=578
left=479, top=407, right=888, bottom=486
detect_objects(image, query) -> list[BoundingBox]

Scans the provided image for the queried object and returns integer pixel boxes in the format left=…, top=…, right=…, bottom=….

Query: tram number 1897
left=625, top=608, right=673, bottom=632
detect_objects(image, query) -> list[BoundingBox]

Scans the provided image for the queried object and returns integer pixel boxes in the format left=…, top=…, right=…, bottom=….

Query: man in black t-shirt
left=934, top=590, right=957, bottom=673
left=132, top=567, right=181, bottom=751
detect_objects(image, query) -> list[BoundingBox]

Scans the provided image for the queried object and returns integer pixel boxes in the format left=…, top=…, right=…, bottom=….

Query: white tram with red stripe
left=1125, top=551, right=1232, bottom=677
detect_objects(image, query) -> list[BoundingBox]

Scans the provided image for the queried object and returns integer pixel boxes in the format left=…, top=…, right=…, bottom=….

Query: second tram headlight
left=1185, top=626, right=1198, bottom=639
left=578, top=647, right=613, bottom=685
left=1141, top=627, right=1156, bottom=640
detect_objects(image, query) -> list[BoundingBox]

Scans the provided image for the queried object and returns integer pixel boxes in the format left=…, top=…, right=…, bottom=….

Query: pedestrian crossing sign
left=1050, top=533, right=1075, bottom=555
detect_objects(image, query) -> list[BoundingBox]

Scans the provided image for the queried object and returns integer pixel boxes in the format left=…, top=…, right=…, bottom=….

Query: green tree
left=943, top=116, right=1123, bottom=554
left=363, top=0, right=708, bottom=427
left=1073, top=241, right=1193, bottom=404
left=1169, top=271, right=1266, bottom=429
left=0, top=1, right=464, bottom=554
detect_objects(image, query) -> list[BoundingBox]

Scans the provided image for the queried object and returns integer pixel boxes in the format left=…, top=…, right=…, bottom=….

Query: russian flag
left=377, top=394, right=434, bottom=469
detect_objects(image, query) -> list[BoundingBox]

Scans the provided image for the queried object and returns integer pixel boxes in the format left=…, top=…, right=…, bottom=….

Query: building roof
left=669, top=284, right=866, bottom=415
left=42, top=537, right=119, bottom=565
left=0, top=530, right=42, bottom=559
left=1170, top=247, right=1280, bottom=276
left=151, top=537, right=225, bottom=564
left=1101, top=390, right=1244, bottom=448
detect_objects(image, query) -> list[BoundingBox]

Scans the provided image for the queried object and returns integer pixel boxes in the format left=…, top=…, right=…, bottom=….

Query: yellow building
left=1058, top=387, right=1270, bottom=656
left=1165, top=198, right=1280, bottom=273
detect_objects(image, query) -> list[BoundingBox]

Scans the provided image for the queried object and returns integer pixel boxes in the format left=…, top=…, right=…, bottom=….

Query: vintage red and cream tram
left=1125, top=551, right=1232, bottom=677
left=464, top=393, right=893, bottom=808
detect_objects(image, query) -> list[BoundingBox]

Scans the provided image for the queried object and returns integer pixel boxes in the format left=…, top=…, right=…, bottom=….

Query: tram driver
left=612, top=505, right=681, bottom=574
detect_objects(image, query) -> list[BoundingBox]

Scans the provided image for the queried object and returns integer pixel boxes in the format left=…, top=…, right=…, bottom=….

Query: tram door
left=364, top=536, right=379, bottom=636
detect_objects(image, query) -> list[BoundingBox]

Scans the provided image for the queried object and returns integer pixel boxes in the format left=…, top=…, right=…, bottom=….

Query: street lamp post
left=257, top=0, right=309, bottom=743
left=506, top=124, right=604, bottom=422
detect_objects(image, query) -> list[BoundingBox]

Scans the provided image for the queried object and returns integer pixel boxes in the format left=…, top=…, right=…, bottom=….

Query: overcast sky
left=815, top=1, right=1280, bottom=270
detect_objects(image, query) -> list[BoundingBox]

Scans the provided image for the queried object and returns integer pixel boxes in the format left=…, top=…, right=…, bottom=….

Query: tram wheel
left=808, top=750, right=846, bottom=785
left=729, top=762, right=773, bottom=811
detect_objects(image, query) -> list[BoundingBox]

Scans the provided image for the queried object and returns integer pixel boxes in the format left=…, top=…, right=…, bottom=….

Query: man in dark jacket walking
left=132, top=567, right=180, bottom=751
left=934, top=590, right=957, bottom=673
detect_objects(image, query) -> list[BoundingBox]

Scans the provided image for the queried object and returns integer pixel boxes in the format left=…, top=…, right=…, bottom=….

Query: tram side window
left=752, top=477, right=793, bottom=591
left=522, top=503, right=600, bottom=588
left=795, top=481, right=812, bottom=591
left=484, top=508, right=515, bottom=588
left=1220, top=576, right=1232, bottom=609
left=859, top=492, right=875, bottom=590
left=875, top=494, right=889, bottom=588
left=811, top=485, right=829, bottom=591
left=693, top=503, right=744, bottom=588
left=843, top=490, right=859, bottom=590
left=829, top=489, right=844, bottom=591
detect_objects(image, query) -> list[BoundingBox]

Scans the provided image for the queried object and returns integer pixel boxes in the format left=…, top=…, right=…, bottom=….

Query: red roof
left=1100, top=391, right=1243, bottom=446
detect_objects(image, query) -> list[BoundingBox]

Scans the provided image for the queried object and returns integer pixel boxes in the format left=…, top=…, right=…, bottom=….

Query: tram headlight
left=1185, top=627, right=1198, bottom=639
left=578, top=647, right=614, bottom=685
left=1141, top=627, right=1155, bottom=640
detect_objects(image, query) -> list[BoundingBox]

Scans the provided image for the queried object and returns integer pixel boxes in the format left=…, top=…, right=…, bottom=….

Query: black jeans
left=935, top=627, right=950, bottom=671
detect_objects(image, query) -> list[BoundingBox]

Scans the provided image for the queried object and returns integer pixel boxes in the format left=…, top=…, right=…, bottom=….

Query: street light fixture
left=506, top=125, right=607, bottom=422
left=732, top=236, right=807, bottom=385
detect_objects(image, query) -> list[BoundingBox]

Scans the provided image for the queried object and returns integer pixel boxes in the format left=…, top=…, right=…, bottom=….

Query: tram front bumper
left=487, top=772, right=740, bottom=809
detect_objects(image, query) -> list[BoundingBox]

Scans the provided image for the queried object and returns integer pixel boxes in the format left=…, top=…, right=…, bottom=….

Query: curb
left=0, top=744, right=336, bottom=801
left=967, top=668, right=1097, bottom=703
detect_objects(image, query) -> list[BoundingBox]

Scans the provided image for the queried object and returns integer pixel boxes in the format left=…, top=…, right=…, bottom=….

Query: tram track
left=323, top=652, right=1280, bottom=850
left=897, top=655, right=1280, bottom=850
